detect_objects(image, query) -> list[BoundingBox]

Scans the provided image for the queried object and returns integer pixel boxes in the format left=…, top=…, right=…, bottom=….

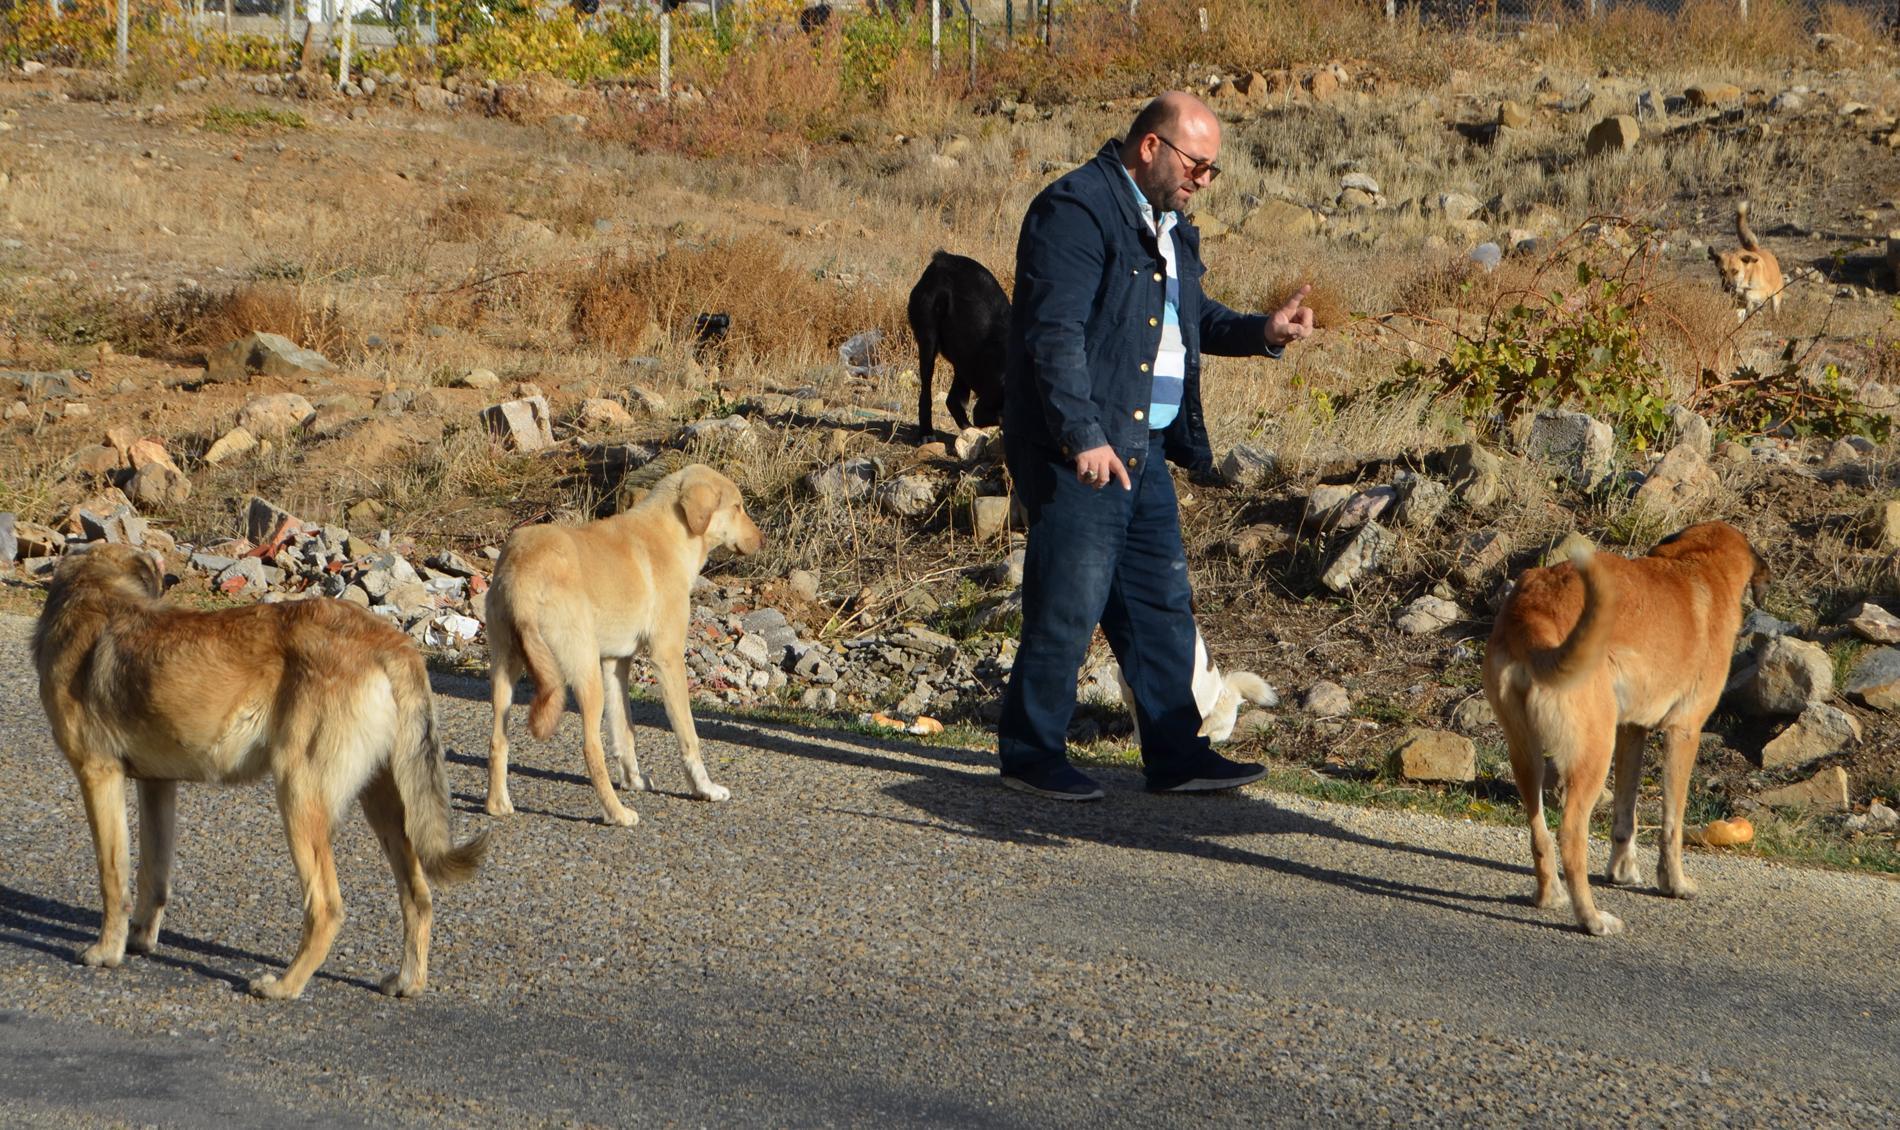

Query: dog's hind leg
left=603, top=656, right=650, bottom=792
left=1655, top=723, right=1701, bottom=899
left=485, top=635, right=518, bottom=817
left=1499, top=716, right=1560, bottom=910
left=360, top=769, right=432, bottom=997
left=128, top=779, right=177, bottom=954
left=251, top=782, right=345, bottom=999
left=1605, top=725, right=1645, bottom=886
left=73, top=758, right=131, bottom=968
left=1555, top=703, right=1622, bottom=936
left=571, top=656, right=639, bottom=827
left=649, top=620, right=728, bottom=802
left=947, top=372, right=974, bottom=432
left=914, top=324, right=940, bottom=439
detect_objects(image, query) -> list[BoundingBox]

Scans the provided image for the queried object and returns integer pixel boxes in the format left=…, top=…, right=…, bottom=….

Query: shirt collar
left=1118, top=161, right=1176, bottom=235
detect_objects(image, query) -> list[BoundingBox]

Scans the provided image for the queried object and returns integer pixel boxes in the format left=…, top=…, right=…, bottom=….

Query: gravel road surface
left=1, top=614, right=1895, bottom=1127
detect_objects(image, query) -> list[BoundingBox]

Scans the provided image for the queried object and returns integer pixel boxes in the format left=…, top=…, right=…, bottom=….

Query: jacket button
left=1128, top=457, right=1139, bottom=468
left=1152, top=272, right=1163, bottom=282
left=1134, top=409, right=1145, bottom=421
left=1139, top=362, right=1150, bottom=373
left=1148, top=316, right=1159, bottom=327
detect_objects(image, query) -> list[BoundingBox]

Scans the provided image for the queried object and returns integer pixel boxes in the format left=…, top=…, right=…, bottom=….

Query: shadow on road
left=0, top=884, right=377, bottom=993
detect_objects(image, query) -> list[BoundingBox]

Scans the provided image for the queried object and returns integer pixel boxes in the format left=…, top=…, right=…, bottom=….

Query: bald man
left=997, top=92, right=1314, bottom=801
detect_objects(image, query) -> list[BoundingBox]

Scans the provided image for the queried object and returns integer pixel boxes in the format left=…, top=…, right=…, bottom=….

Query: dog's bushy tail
left=1735, top=200, right=1762, bottom=252
left=517, top=617, right=566, bottom=742
left=387, top=652, right=489, bottom=885
left=1223, top=670, right=1277, bottom=707
left=1534, top=542, right=1617, bottom=689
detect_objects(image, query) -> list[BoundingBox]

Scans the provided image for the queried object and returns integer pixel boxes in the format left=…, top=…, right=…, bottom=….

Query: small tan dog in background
left=1482, top=523, right=1767, bottom=937
left=1708, top=200, right=1784, bottom=322
left=33, top=544, right=487, bottom=999
left=485, top=463, right=763, bottom=826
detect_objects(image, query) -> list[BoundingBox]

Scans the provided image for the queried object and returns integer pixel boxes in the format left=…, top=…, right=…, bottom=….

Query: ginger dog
left=1708, top=200, right=1784, bottom=322
left=1482, top=523, right=1767, bottom=936
left=33, top=544, right=487, bottom=999
left=485, top=463, right=763, bottom=826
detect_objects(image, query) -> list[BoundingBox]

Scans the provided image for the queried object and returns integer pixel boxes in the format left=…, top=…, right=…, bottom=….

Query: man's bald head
left=1123, top=92, right=1212, bottom=150
left=1120, top=92, right=1222, bottom=214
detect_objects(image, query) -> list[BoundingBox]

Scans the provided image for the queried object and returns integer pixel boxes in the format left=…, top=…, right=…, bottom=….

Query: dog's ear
left=1707, top=247, right=1721, bottom=262
left=1747, top=544, right=1771, bottom=607
left=1738, top=252, right=1758, bottom=265
left=678, top=479, right=720, bottom=537
left=137, top=550, right=166, bottom=597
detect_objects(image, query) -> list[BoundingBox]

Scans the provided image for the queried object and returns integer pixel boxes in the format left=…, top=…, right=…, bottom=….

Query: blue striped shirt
left=1119, top=163, right=1186, bottom=430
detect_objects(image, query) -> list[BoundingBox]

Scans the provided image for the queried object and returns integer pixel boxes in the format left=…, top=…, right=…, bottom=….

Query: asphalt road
left=1, top=613, right=1895, bottom=1127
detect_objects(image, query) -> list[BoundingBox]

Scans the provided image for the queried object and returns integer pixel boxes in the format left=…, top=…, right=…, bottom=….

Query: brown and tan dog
left=1708, top=200, right=1784, bottom=322
left=485, top=463, right=763, bottom=826
left=1482, top=522, right=1768, bottom=936
left=32, top=544, right=487, bottom=999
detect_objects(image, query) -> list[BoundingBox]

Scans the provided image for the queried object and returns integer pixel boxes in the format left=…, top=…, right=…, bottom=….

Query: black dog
left=907, top=250, right=1009, bottom=440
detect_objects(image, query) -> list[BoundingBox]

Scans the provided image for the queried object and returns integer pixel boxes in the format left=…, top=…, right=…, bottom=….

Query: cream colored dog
left=1116, top=627, right=1277, bottom=744
left=1482, top=523, right=1767, bottom=937
left=33, top=544, right=487, bottom=999
left=485, top=463, right=763, bottom=826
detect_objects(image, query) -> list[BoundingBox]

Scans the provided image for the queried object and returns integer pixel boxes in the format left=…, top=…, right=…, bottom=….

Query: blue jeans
left=998, top=431, right=1209, bottom=783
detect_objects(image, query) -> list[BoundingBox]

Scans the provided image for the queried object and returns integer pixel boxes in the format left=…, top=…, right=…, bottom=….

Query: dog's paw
left=1531, top=886, right=1565, bottom=910
left=1583, top=911, right=1625, bottom=937
left=78, top=940, right=124, bottom=969
left=696, top=783, right=731, bottom=803
left=1658, top=872, right=1699, bottom=900
left=126, top=927, right=159, bottom=955
left=1606, top=857, right=1640, bottom=886
left=379, top=970, right=426, bottom=998
left=602, top=806, right=640, bottom=828
left=247, top=972, right=302, bottom=1000
left=485, top=795, right=515, bottom=817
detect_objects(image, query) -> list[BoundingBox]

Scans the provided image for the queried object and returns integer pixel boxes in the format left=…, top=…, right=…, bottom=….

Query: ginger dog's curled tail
left=1736, top=200, right=1762, bottom=252
left=1534, top=542, right=1617, bottom=689
left=516, top=617, right=566, bottom=742
left=388, top=652, right=489, bottom=884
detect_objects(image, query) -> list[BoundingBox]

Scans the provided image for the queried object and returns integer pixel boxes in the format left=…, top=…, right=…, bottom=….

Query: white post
left=1198, top=7, right=1207, bottom=33
left=660, top=11, right=672, bottom=104
left=1739, top=0, right=1749, bottom=19
left=115, top=0, right=129, bottom=70
left=283, top=0, right=294, bottom=43
left=224, top=0, right=232, bottom=36
left=1384, top=0, right=1395, bottom=20
left=931, top=0, right=941, bottom=74
left=967, top=3, right=976, bottom=88
left=709, top=0, right=719, bottom=35
left=1128, top=0, right=1136, bottom=23
left=49, top=0, right=58, bottom=20
left=337, top=3, right=353, bottom=91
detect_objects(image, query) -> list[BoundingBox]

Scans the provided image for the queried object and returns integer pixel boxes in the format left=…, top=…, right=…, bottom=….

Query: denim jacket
left=1004, top=140, right=1280, bottom=475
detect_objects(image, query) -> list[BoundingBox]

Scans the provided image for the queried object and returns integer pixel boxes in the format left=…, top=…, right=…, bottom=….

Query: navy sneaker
left=1147, top=753, right=1267, bottom=794
left=1000, top=762, right=1106, bottom=802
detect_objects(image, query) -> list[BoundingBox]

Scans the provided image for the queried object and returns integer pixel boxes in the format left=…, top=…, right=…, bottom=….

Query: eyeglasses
left=1154, top=134, right=1222, bottom=183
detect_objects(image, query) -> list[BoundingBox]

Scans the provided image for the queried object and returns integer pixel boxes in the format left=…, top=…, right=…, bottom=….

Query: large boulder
left=1527, top=409, right=1614, bottom=489
left=1633, top=443, right=1721, bottom=515
left=1742, top=636, right=1834, bottom=715
left=1584, top=114, right=1640, bottom=156
left=204, top=332, right=336, bottom=383
left=481, top=396, right=555, bottom=453
left=1759, top=704, right=1861, bottom=770
left=1389, top=729, right=1477, bottom=782
left=1843, top=647, right=1900, bottom=711
left=237, top=392, right=317, bottom=437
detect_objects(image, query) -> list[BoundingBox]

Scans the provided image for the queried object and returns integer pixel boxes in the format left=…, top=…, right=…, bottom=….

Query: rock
left=1756, top=766, right=1850, bottom=813
left=481, top=396, right=555, bottom=452
left=806, top=458, right=880, bottom=503
left=1225, top=524, right=1285, bottom=560
left=1497, top=100, right=1532, bottom=129
left=1320, top=522, right=1394, bottom=593
left=1219, top=444, right=1279, bottom=488
left=1768, top=91, right=1805, bottom=114
left=0, top=369, right=82, bottom=400
left=128, top=463, right=191, bottom=508
left=1390, top=728, right=1477, bottom=782
left=1337, top=188, right=1380, bottom=211
left=787, top=569, right=821, bottom=601
left=1843, top=647, right=1900, bottom=710
left=1397, top=595, right=1464, bottom=635
left=1684, top=83, right=1743, bottom=109
left=1305, top=484, right=1355, bottom=529
left=1746, top=636, right=1835, bottom=715
left=1585, top=114, right=1640, bottom=157
left=1446, top=443, right=1503, bottom=506
left=13, top=519, right=62, bottom=558
left=1527, top=409, right=1614, bottom=489
left=1468, top=242, right=1503, bottom=272
left=1242, top=199, right=1325, bottom=239
left=1633, top=444, right=1720, bottom=515
left=242, top=494, right=306, bottom=544
left=215, top=557, right=269, bottom=595
left=1333, top=486, right=1398, bottom=531
left=1306, top=68, right=1339, bottom=102
left=1340, top=172, right=1382, bottom=195
left=236, top=392, right=317, bottom=437
left=970, top=495, right=1013, bottom=540
left=1392, top=473, right=1450, bottom=529
left=1759, top=705, right=1862, bottom=770
left=1667, top=405, right=1712, bottom=456
left=878, top=475, right=940, bottom=518
left=1738, top=608, right=1799, bottom=652
left=68, top=444, right=123, bottom=478
left=203, top=331, right=336, bottom=383
left=1845, top=603, right=1900, bottom=644
left=1432, top=191, right=1483, bottom=222
left=1451, top=695, right=1496, bottom=732
left=1454, top=529, right=1514, bottom=588
left=677, top=415, right=752, bottom=445
left=575, top=397, right=635, bottom=430
left=1854, top=500, right=1900, bottom=551
left=455, top=368, right=500, bottom=389
left=624, top=385, right=669, bottom=417
left=953, top=428, right=996, bottom=464
left=1304, top=681, right=1351, bottom=718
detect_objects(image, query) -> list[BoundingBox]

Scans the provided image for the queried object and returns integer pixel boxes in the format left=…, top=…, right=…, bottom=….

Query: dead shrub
left=431, top=186, right=512, bottom=243
left=165, top=282, right=360, bottom=362
left=568, top=236, right=905, bottom=364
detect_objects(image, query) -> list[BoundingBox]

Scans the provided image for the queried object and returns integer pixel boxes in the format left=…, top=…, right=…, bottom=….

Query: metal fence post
left=1384, top=0, right=1394, bottom=20
left=966, top=3, right=976, bottom=88
left=1041, top=0, right=1051, bottom=46
left=1739, top=0, right=1749, bottom=19
left=337, top=2, right=353, bottom=90
left=115, top=0, right=128, bottom=71
left=283, top=0, right=294, bottom=44
left=932, top=0, right=941, bottom=73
